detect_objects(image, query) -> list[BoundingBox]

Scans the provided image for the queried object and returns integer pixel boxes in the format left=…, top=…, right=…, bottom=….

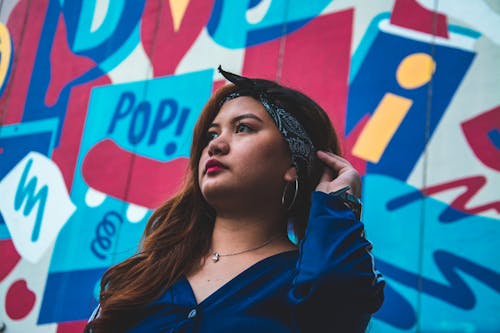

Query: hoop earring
left=281, top=179, right=299, bottom=211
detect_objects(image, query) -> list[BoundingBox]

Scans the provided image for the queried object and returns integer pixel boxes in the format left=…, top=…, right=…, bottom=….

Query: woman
left=85, top=67, right=385, bottom=332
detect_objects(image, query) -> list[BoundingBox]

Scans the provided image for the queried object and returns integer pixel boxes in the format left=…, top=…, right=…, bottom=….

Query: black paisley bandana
left=217, top=66, right=315, bottom=178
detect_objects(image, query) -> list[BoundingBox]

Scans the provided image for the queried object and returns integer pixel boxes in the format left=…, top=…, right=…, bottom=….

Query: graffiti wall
left=0, top=0, right=498, bottom=331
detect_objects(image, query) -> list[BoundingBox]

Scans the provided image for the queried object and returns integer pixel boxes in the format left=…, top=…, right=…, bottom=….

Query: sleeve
left=288, top=191, right=385, bottom=332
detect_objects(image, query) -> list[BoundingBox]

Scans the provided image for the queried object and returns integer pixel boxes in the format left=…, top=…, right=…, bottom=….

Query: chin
left=201, top=184, right=228, bottom=201
left=201, top=185, right=241, bottom=209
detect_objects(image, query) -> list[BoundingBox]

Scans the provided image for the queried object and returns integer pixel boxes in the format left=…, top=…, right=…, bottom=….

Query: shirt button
left=187, top=309, right=197, bottom=318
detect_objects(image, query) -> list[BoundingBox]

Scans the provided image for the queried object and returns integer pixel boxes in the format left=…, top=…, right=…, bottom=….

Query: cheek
left=263, top=137, right=290, bottom=163
left=245, top=140, right=290, bottom=172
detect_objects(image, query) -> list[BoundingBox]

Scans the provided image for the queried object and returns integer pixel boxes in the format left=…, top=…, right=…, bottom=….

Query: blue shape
left=346, top=15, right=478, bottom=180
left=22, top=1, right=141, bottom=145
left=386, top=188, right=424, bottom=210
left=0, top=119, right=58, bottom=234
left=207, top=0, right=224, bottom=37
left=38, top=267, right=105, bottom=324
left=379, top=257, right=463, bottom=310
left=349, top=13, right=389, bottom=82
left=98, top=23, right=141, bottom=74
left=0, top=118, right=58, bottom=176
left=50, top=70, right=213, bottom=274
left=22, top=0, right=61, bottom=122
left=85, top=69, right=213, bottom=161
left=248, top=0, right=262, bottom=9
left=246, top=18, right=309, bottom=46
left=38, top=201, right=148, bottom=323
left=40, top=70, right=214, bottom=323
left=429, top=250, right=500, bottom=304
left=386, top=189, right=473, bottom=223
left=375, top=251, right=500, bottom=314
left=488, top=128, right=500, bottom=150
left=372, top=281, right=416, bottom=329
left=207, top=0, right=331, bottom=48
left=89, top=210, right=124, bottom=260
left=62, top=0, right=144, bottom=62
left=14, top=158, right=49, bottom=242
left=364, top=174, right=500, bottom=330
left=49, top=205, right=148, bottom=272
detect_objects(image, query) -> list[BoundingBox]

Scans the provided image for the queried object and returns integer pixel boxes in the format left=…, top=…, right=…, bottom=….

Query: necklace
left=211, top=234, right=282, bottom=263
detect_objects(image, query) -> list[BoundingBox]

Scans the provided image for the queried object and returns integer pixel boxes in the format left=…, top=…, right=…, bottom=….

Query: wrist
left=327, top=185, right=363, bottom=220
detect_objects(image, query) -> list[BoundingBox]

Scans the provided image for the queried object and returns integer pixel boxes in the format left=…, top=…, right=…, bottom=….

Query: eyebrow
left=209, top=113, right=264, bottom=128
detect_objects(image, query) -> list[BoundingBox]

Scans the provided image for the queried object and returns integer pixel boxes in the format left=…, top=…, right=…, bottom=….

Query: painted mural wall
left=0, top=0, right=498, bottom=332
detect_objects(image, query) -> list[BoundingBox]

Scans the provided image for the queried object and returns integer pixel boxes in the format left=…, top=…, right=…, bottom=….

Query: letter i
left=352, top=53, right=436, bottom=163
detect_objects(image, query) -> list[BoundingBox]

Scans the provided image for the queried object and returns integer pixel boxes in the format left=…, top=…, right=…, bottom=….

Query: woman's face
left=198, top=96, right=295, bottom=211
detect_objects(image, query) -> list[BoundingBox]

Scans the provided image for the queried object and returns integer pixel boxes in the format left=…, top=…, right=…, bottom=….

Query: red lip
left=205, top=159, right=227, bottom=174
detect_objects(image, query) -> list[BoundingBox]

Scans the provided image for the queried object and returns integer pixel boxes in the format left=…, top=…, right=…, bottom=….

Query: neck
left=210, top=210, right=288, bottom=256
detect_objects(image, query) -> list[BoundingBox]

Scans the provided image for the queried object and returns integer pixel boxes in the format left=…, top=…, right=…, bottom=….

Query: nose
left=208, top=135, right=229, bottom=156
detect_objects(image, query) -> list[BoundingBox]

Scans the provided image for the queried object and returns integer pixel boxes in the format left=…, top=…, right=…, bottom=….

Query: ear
left=283, top=164, right=297, bottom=182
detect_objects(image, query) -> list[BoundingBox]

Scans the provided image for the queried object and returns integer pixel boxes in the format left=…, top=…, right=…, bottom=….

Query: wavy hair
left=85, top=80, right=340, bottom=332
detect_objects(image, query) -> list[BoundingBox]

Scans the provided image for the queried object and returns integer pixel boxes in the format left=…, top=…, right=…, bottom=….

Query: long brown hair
left=85, top=80, right=340, bottom=332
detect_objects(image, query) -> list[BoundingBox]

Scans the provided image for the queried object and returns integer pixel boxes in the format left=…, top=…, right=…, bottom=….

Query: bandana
left=217, top=66, right=315, bottom=178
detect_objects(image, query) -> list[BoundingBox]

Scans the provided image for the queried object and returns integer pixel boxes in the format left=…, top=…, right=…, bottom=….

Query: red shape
left=343, top=114, right=370, bottom=176
left=212, top=79, right=227, bottom=94
left=49, top=10, right=112, bottom=191
left=461, top=106, right=500, bottom=172
left=390, top=0, right=449, bottom=38
left=44, top=13, right=96, bottom=107
left=82, top=139, right=189, bottom=208
left=0, top=239, right=21, bottom=282
left=243, top=37, right=282, bottom=80
left=51, top=72, right=111, bottom=192
left=242, top=31, right=281, bottom=79
left=56, top=320, right=88, bottom=333
left=280, top=9, right=353, bottom=147
left=0, top=0, right=110, bottom=191
left=423, top=176, right=500, bottom=216
left=244, top=9, right=354, bottom=149
left=141, top=0, right=214, bottom=77
left=5, top=279, right=36, bottom=320
left=0, top=0, right=49, bottom=124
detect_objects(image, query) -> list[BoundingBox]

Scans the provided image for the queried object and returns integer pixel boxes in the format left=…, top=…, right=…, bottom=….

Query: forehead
left=213, top=96, right=271, bottom=122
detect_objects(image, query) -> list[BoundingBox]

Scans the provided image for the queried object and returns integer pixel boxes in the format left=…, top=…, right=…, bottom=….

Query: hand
left=315, top=151, right=362, bottom=197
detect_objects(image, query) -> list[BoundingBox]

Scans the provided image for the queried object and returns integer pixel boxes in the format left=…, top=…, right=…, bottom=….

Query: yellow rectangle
left=352, top=93, right=412, bottom=163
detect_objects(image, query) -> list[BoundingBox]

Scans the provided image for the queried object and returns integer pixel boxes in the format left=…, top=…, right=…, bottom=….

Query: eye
left=235, top=123, right=253, bottom=133
left=207, top=131, right=219, bottom=141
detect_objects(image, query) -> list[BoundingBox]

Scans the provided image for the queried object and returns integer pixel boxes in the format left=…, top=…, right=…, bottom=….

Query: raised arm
left=289, top=151, right=385, bottom=332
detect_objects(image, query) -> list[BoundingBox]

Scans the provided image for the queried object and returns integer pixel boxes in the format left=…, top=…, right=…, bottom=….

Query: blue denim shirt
left=92, top=192, right=385, bottom=332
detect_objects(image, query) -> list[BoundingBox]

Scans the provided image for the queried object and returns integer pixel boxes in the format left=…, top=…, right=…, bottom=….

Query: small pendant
left=212, top=252, right=220, bottom=263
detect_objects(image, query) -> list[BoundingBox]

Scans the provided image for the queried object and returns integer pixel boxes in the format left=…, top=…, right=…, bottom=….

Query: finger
left=337, top=169, right=362, bottom=196
left=316, top=151, right=351, bottom=172
left=319, top=164, right=335, bottom=183
left=325, top=151, right=353, bottom=166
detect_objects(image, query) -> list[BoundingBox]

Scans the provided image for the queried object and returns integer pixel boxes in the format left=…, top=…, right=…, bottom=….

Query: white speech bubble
left=0, top=152, right=76, bottom=263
